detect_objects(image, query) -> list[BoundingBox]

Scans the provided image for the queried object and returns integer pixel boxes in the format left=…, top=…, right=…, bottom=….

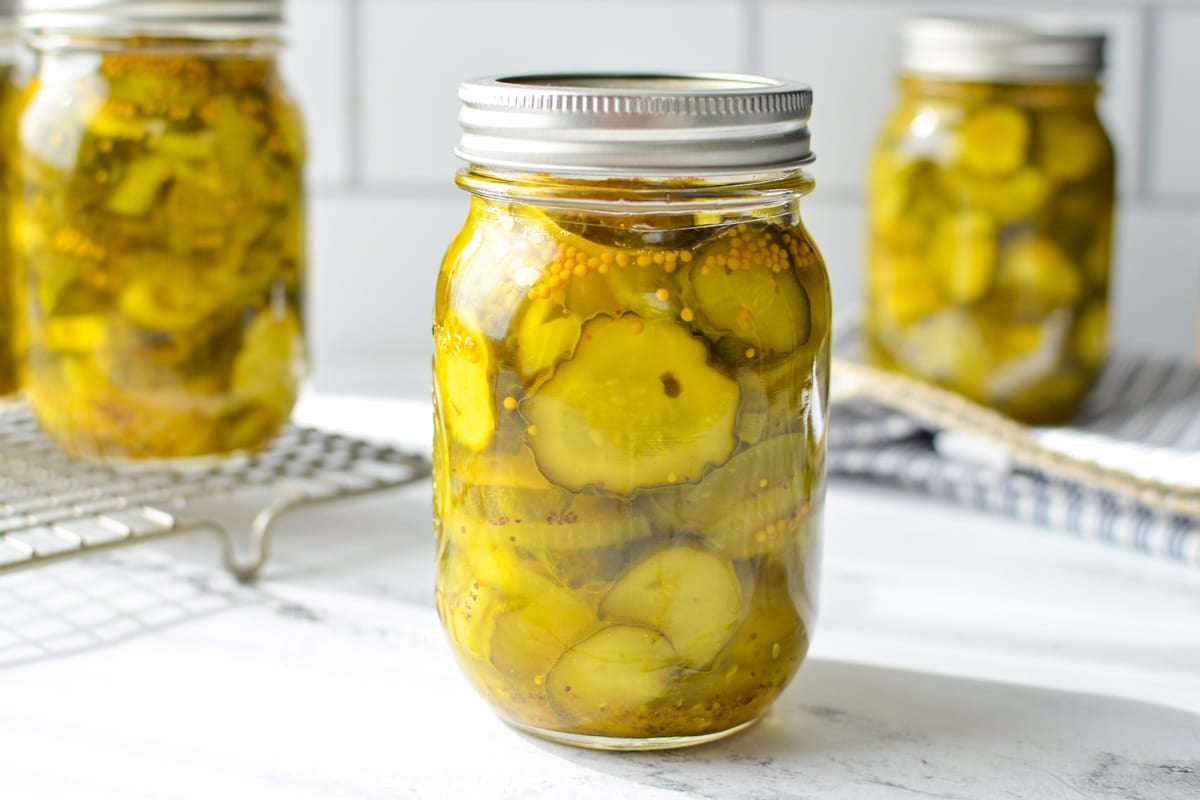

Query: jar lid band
left=456, top=73, right=815, bottom=176
left=20, top=0, right=283, bottom=36
left=902, top=17, right=1105, bottom=82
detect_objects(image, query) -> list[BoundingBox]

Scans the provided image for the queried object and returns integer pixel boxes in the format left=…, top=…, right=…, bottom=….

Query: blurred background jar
left=436, top=75, right=830, bottom=749
left=865, top=18, right=1114, bottom=425
left=0, top=0, right=20, bottom=400
left=13, top=0, right=308, bottom=459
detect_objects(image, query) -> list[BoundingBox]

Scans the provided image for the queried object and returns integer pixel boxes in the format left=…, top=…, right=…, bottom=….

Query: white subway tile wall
left=283, top=0, right=1200, bottom=390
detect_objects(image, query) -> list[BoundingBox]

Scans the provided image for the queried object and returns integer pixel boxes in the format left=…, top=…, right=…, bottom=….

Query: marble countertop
left=2, top=393, right=1199, bottom=799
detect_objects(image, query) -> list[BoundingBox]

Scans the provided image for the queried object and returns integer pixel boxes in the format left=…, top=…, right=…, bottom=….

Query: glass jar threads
left=866, top=18, right=1115, bottom=424
left=434, top=74, right=832, bottom=750
left=13, top=0, right=308, bottom=459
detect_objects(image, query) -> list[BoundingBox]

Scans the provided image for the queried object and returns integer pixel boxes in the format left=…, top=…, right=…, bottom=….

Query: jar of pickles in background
left=435, top=75, right=831, bottom=749
left=0, top=0, right=21, bottom=400
left=14, top=0, right=307, bottom=459
left=866, top=18, right=1114, bottom=424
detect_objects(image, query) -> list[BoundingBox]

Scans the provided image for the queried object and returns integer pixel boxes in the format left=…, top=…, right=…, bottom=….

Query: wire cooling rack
left=0, top=407, right=430, bottom=581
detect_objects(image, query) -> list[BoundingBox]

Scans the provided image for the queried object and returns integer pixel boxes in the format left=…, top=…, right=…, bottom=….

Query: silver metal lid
left=902, top=17, right=1105, bottom=82
left=456, top=73, right=814, bottom=176
left=20, top=0, right=284, bottom=37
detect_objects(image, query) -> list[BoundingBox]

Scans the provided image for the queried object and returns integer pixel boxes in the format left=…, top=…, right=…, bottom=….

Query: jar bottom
left=504, top=715, right=763, bottom=752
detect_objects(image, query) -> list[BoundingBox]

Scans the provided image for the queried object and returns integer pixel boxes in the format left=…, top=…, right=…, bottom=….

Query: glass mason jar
left=0, top=1, right=20, bottom=399
left=866, top=19, right=1114, bottom=425
left=13, top=0, right=307, bottom=459
left=434, top=75, right=832, bottom=750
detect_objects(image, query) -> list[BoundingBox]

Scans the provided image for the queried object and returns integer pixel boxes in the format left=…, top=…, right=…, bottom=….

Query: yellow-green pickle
left=0, top=3, right=20, bottom=398
left=13, top=0, right=307, bottom=458
left=435, top=75, right=831, bottom=749
left=866, top=19, right=1115, bottom=424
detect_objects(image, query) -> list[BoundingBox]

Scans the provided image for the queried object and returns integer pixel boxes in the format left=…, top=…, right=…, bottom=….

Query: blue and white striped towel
left=829, top=352, right=1200, bottom=567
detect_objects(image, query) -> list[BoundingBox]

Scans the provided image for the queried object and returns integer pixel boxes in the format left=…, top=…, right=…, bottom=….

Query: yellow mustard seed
left=680, top=307, right=695, bottom=323
left=655, top=288, right=670, bottom=302
left=503, top=396, right=518, bottom=411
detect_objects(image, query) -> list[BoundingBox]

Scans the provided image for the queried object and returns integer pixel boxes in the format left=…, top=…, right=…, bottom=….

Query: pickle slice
left=682, top=562, right=805, bottom=711
left=440, top=530, right=593, bottom=668
left=733, top=353, right=815, bottom=444
left=489, top=581, right=595, bottom=682
left=441, top=534, right=595, bottom=671
left=118, top=267, right=229, bottom=332
left=434, top=311, right=495, bottom=451
left=515, top=205, right=686, bottom=322
left=649, top=433, right=810, bottom=559
left=439, top=552, right=505, bottom=662
left=867, top=242, right=946, bottom=329
left=945, top=167, right=1049, bottom=224
left=930, top=211, right=997, bottom=304
left=869, top=156, right=945, bottom=248
left=563, top=258, right=683, bottom=321
left=600, top=545, right=741, bottom=667
left=1036, top=112, right=1107, bottom=181
left=959, top=104, right=1029, bottom=177
left=510, top=298, right=582, bottom=382
left=454, top=445, right=653, bottom=551
left=523, top=314, right=739, bottom=495
left=650, top=433, right=805, bottom=527
left=685, top=226, right=811, bottom=357
left=230, top=309, right=305, bottom=410
left=545, top=625, right=677, bottom=729
left=453, top=495, right=651, bottom=552
left=994, top=236, right=1083, bottom=315
left=107, top=155, right=174, bottom=216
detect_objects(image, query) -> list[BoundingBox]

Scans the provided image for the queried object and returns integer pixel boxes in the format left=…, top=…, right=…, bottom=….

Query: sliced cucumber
left=648, top=433, right=812, bottom=559
left=600, top=545, right=741, bottom=667
left=434, top=311, right=495, bottom=451
left=684, top=225, right=812, bottom=357
left=510, top=298, right=583, bottom=383
left=523, top=314, right=740, bottom=496
left=681, top=561, right=806, bottom=710
left=489, top=585, right=595, bottom=682
left=545, top=624, right=677, bottom=729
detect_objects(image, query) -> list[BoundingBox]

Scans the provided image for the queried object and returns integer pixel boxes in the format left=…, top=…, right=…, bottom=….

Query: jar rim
left=456, top=72, right=815, bottom=177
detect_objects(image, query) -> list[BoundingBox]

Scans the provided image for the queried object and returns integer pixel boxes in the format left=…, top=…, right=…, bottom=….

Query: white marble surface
left=2, top=395, right=1199, bottom=799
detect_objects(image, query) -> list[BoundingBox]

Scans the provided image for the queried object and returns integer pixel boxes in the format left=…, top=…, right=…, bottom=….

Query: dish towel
left=828, top=335, right=1200, bottom=567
